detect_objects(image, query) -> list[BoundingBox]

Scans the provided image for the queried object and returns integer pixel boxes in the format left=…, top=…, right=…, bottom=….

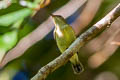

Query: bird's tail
left=70, top=53, right=84, bottom=74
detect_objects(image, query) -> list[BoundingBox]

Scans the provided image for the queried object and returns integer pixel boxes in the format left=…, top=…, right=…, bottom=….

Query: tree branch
left=31, top=3, right=120, bottom=80
left=83, top=17, right=120, bottom=55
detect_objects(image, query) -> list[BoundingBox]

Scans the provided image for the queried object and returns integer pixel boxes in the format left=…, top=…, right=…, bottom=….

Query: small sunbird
left=52, top=14, right=84, bottom=74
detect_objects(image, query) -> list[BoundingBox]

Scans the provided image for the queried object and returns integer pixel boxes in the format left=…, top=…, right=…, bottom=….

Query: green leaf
left=0, top=30, right=18, bottom=63
left=0, top=8, right=33, bottom=27
left=0, top=19, right=24, bottom=63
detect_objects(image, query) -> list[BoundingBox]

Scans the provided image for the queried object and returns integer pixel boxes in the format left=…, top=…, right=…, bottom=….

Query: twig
left=0, top=0, right=87, bottom=68
left=31, top=3, right=120, bottom=80
left=111, top=41, right=120, bottom=45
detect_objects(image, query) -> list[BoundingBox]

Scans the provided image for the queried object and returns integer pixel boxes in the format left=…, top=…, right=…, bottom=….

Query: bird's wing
left=65, top=26, right=76, bottom=40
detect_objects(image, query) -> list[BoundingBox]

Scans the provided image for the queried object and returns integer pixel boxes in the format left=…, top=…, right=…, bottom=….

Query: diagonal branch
left=31, top=3, right=120, bottom=80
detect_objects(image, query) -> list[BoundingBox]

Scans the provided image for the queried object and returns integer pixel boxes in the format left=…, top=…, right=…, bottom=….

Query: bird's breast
left=56, top=28, right=63, bottom=37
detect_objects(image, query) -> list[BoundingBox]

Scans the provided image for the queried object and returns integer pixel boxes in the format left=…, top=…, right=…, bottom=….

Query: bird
left=51, top=14, right=84, bottom=74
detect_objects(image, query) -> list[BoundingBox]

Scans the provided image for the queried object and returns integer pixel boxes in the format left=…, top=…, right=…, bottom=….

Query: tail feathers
left=70, top=53, right=84, bottom=74
left=71, top=62, right=84, bottom=74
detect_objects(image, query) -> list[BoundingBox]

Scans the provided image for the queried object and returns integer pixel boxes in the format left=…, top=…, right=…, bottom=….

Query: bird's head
left=51, top=14, right=67, bottom=29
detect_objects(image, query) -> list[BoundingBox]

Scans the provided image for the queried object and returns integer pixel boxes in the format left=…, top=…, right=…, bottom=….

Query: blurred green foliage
left=0, top=8, right=32, bottom=27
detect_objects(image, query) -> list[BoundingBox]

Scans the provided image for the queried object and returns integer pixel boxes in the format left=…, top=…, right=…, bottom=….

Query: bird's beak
left=50, top=14, right=55, bottom=18
left=51, top=14, right=57, bottom=25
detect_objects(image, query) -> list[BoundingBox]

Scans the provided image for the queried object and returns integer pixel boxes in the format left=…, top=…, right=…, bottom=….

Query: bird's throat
left=55, top=27, right=63, bottom=37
